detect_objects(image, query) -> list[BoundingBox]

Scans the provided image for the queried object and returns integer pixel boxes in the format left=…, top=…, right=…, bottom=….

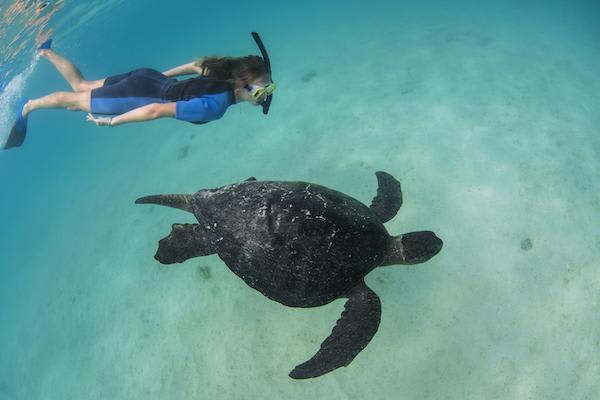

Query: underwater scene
left=0, top=0, right=599, bottom=398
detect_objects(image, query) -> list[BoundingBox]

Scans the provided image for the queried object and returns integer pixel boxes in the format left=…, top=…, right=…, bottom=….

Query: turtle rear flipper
left=289, top=280, right=381, bottom=379
left=370, top=171, right=402, bottom=223
left=155, top=223, right=216, bottom=264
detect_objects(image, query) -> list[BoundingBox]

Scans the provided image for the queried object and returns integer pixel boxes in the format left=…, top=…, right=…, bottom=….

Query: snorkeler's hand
left=193, top=65, right=205, bottom=75
left=86, top=113, right=113, bottom=127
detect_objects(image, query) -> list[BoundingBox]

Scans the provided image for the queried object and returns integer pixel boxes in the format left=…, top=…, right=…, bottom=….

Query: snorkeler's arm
left=86, top=103, right=176, bottom=126
left=162, top=60, right=204, bottom=77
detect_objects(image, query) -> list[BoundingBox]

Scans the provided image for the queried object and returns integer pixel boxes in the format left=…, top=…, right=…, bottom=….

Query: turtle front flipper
left=289, top=280, right=381, bottom=379
left=155, top=223, right=216, bottom=264
left=370, top=171, right=402, bottom=223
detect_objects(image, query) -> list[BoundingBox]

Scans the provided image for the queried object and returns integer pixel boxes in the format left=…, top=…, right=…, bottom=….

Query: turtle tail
left=135, top=194, right=193, bottom=213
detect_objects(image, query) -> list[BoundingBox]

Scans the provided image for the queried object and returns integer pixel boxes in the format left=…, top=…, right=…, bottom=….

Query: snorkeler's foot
left=2, top=99, right=29, bottom=150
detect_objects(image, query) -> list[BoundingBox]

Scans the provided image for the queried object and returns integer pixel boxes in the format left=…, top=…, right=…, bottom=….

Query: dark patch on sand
left=197, top=264, right=211, bottom=280
left=400, top=83, right=418, bottom=95
left=477, top=36, right=493, bottom=47
left=301, top=71, right=317, bottom=83
left=178, top=145, right=191, bottom=161
left=520, top=238, right=533, bottom=251
left=0, top=382, right=13, bottom=398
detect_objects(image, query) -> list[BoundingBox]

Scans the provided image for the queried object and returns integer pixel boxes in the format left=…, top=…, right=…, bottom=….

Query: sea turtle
left=136, top=171, right=443, bottom=379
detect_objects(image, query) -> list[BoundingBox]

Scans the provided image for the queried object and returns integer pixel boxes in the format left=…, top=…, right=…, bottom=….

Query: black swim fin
left=3, top=100, right=28, bottom=150
left=38, top=38, right=52, bottom=50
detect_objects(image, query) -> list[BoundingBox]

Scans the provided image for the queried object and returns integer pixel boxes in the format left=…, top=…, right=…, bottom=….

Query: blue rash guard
left=90, top=68, right=235, bottom=124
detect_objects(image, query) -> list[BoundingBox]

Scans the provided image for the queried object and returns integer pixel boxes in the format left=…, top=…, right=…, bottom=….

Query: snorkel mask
left=247, top=82, right=277, bottom=103
left=251, top=32, right=274, bottom=115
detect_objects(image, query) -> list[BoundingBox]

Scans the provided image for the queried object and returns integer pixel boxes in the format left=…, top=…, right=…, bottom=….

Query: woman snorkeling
left=2, top=32, right=276, bottom=150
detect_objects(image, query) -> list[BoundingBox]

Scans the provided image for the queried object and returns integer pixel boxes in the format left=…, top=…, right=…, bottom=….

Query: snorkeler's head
left=232, top=78, right=276, bottom=106
left=196, top=55, right=271, bottom=86
left=196, top=33, right=275, bottom=112
left=197, top=56, right=275, bottom=106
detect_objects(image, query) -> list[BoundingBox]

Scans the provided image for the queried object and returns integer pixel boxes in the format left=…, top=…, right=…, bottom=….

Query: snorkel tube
left=251, top=32, right=273, bottom=115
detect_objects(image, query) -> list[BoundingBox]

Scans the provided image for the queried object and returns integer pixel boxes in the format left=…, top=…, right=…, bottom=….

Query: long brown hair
left=194, top=55, right=269, bottom=85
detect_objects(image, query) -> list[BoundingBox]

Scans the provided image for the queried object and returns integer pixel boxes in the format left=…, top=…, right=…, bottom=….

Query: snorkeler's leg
left=39, top=49, right=105, bottom=92
left=23, top=91, right=91, bottom=117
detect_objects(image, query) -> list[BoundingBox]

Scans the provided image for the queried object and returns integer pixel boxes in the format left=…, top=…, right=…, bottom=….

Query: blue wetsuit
left=90, top=68, right=235, bottom=124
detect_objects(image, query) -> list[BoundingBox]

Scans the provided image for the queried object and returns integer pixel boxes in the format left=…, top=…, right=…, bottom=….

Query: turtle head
left=381, top=231, right=443, bottom=266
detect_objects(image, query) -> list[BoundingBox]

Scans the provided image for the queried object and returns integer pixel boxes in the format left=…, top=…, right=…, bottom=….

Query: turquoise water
left=1, top=0, right=599, bottom=398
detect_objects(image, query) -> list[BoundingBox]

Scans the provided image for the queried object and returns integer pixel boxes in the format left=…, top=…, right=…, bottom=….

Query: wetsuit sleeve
left=175, top=96, right=227, bottom=123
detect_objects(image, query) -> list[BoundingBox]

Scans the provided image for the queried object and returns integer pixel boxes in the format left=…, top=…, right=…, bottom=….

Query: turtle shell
left=190, top=180, right=389, bottom=307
